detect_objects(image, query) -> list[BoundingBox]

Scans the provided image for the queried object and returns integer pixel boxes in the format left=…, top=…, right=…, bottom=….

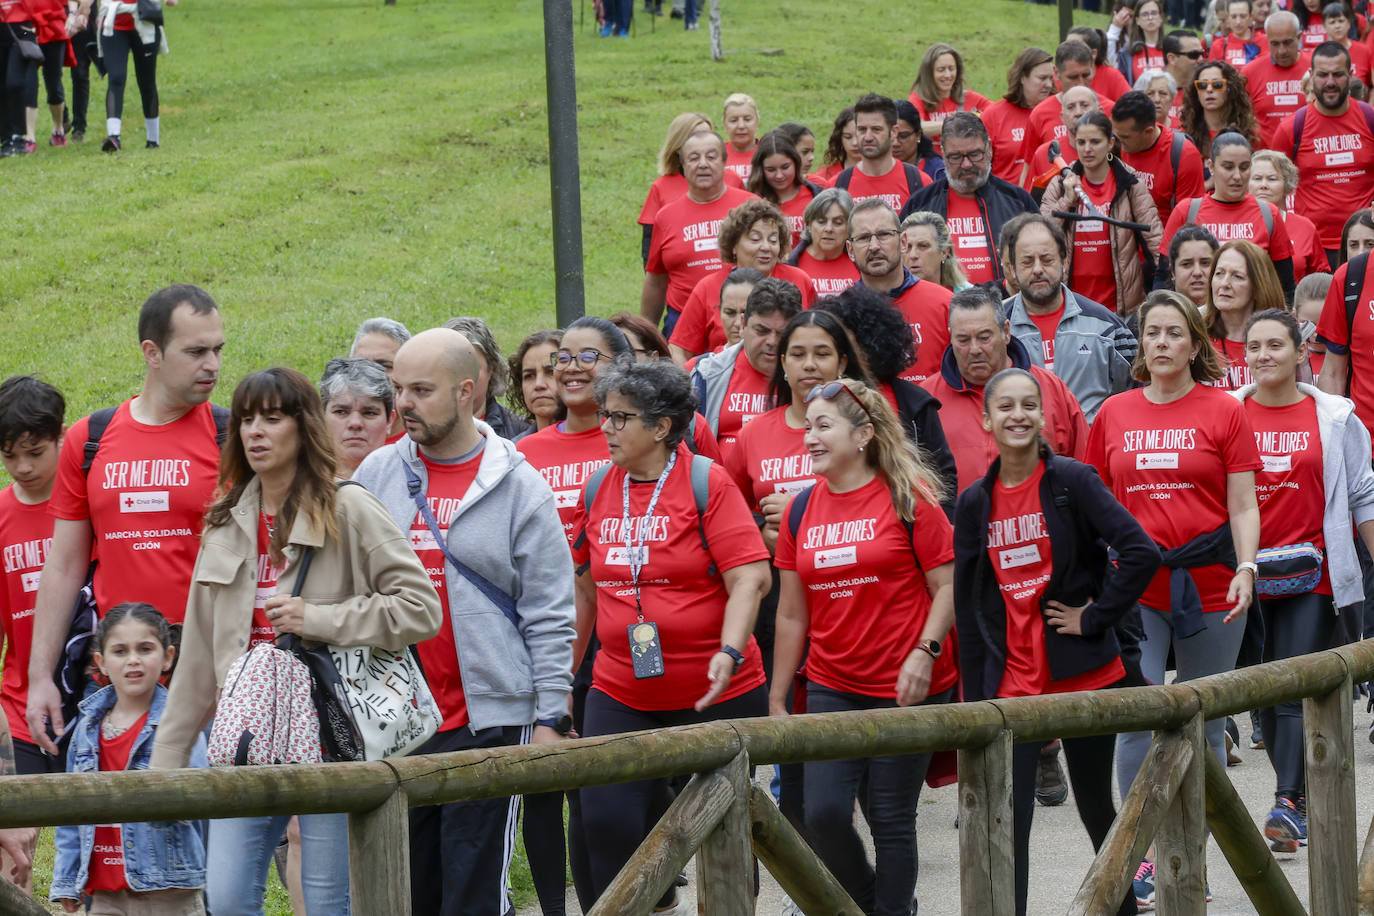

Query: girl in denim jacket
left=51, top=603, right=206, bottom=915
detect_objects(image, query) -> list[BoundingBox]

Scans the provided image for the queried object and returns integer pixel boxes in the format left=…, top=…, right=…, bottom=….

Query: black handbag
left=135, top=0, right=163, bottom=25
left=5, top=24, right=43, bottom=62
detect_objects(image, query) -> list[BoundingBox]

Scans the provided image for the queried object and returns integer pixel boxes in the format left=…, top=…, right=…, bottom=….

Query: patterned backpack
left=207, top=642, right=323, bottom=766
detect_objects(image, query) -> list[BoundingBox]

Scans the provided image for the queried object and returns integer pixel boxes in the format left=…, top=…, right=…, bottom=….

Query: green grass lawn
left=3, top=0, right=1106, bottom=910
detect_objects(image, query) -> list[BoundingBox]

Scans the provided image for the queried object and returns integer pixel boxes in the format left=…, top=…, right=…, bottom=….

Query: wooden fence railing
left=2, top=640, right=1374, bottom=914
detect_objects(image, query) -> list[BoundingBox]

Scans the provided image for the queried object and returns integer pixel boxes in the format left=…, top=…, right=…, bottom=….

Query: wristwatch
left=915, top=638, right=942, bottom=659
left=718, top=645, right=745, bottom=669
left=1237, top=561, right=1259, bottom=578
left=536, top=715, right=574, bottom=736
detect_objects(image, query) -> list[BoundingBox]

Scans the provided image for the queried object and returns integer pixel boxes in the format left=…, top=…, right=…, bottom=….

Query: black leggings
left=39, top=40, right=63, bottom=107
left=101, top=27, right=157, bottom=121
left=803, top=685, right=952, bottom=916
left=579, top=685, right=767, bottom=903
left=1012, top=729, right=1135, bottom=916
left=1257, top=590, right=1336, bottom=802
left=2, top=26, right=40, bottom=138
left=68, top=21, right=95, bottom=131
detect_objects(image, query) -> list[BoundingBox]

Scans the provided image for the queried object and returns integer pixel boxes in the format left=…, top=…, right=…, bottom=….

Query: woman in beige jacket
left=150, top=367, right=440, bottom=916
left=1040, top=110, right=1163, bottom=316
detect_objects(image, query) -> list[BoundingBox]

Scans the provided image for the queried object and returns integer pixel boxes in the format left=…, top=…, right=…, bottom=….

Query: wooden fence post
left=957, top=728, right=1014, bottom=916
left=1154, top=713, right=1207, bottom=914
left=1202, top=750, right=1305, bottom=915
left=1358, top=808, right=1374, bottom=914
left=747, top=786, right=864, bottom=914
left=1306, top=672, right=1356, bottom=916
left=0, top=873, right=50, bottom=916
left=695, top=751, right=752, bottom=915
left=348, top=787, right=411, bottom=916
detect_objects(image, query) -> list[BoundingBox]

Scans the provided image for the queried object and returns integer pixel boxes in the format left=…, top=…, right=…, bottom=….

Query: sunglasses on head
left=805, top=380, right=872, bottom=422
left=1194, top=78, right=1227, bottom=91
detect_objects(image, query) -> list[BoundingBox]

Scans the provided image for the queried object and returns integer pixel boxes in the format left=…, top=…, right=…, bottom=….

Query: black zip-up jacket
left=898, top=175, right=1037, bottom=287
left=889, top=378, right=958, bottom=516
left=953, top=449, right=1161, bottom=701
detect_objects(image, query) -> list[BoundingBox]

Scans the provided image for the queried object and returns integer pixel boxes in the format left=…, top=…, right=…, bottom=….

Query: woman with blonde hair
left=637, top=112, right=741, bottom=264
left=900, top=210, right=970, bottom=291
left=1249, top=149, right=1328, bottom=282
left=771, top=377, right=954, bottom=916
left=908, top=42, right=990, bottom=149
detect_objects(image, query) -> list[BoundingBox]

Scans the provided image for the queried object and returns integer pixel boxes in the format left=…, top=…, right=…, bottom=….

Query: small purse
left=1254, top=543, right=1324, bottom=598
left=5, top=24, right=43, bottom=62
left=135, top=0, right=163, bottom=25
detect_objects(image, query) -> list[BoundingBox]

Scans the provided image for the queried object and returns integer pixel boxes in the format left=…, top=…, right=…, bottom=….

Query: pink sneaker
left=50, top=131, right=67, bottom=147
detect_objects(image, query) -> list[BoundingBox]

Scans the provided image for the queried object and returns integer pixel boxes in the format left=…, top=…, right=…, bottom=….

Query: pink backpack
left=208, top=643, right=323, bottom=767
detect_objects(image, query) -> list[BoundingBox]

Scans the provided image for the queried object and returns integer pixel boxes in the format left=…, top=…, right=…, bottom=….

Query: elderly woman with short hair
left=320, top=357, right=395, bottom=478
left=1134, top=68, right=1178, bottom=126
left=571, top=358, right=770, bottom=908
left=901, top=210, right=971, bottom=291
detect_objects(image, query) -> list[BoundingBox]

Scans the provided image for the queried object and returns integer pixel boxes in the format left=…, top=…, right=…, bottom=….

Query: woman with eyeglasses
left=770, top=377, right=954, bottom=916
left=893, top=101, right=946, bottom=183
left=571, top=359, right=771, bottom=909
left=1159, top=132, right=1295, bottom=300
left=1108, top=0, right=1168, bottom=83
left=955, top=367, right=1159, bottom=916
left=1179, top=60, right=1260, bottom=160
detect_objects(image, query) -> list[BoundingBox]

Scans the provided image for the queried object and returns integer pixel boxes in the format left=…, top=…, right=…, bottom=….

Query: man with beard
left=1000, top=214, right=1137, bottom=422
left=900, top=113, right=1036, bottom=289
left=848, top=198, right=952, bottom=384
left=353, top=328, right=575, bottom=916
left=832, top=92, right=928, bottom=212
left=1273, top=41, right=1374, bottom=262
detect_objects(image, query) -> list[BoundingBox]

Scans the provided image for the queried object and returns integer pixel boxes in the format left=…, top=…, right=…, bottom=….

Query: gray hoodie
left=352, top=421, right=575, bottom=730
left=1232, top=383, right=1374, bottom=611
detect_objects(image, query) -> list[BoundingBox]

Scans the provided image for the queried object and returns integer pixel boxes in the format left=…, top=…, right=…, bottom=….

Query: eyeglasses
left=1136, top=8, right=1161, bottom=17
left=596, top=409, right=642, bottom=430
left=550, top=348, right=611, bottom=369
left=805, top=380, right=873, bottom=422
left=850, top=229, right=900, bottom=247
left=1181, top=49, right=1205, bottom=59
left=1194, top=78, right=1227, bottom=91
left=945, top=148, right=988, bottom=165
left=893, top=129, right=917, bottom=142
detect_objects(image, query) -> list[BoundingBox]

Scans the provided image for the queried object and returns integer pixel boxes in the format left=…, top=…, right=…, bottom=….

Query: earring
left=858, top=445, right=865, bottom=452
left=1106, top=152, right=1115, bottom=162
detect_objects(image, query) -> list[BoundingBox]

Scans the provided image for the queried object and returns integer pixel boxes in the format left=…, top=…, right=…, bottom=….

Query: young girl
left=51, top=603, right=206, bottom=915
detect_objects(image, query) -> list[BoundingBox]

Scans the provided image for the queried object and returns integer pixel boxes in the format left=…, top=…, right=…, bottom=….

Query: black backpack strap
left=1291, top=105, right=1307, bottom=161
left=688, top=454, right=716, bottom=577
left=833, top=167, right=852, bottom=190
left=211, top=404, right=231, bottom=445
left=80, top=407, right=120, bottom=474
left=1346, top=252, right=1369, bottom=338
left=1168, top=132, right=1185, bottom=212
left=786, top=484, right=817, bottom=539
left=903, top=162, right=923, bottom=198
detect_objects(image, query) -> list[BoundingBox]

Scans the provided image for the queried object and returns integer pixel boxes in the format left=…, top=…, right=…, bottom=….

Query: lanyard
left=623, top=451, right=676, bottom=622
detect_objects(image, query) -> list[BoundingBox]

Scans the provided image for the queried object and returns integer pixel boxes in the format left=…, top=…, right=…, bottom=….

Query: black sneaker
left=70, top=128, right=85, bottom=143
left=102, top=135, right=120, bottom=153
left=146, top=140, right=159, bottom=149
left=669, top=7, right=683, bottom=17
left=1035, top=739, right=1068, bottom=806
left=0, top=137, right=12, bottom=158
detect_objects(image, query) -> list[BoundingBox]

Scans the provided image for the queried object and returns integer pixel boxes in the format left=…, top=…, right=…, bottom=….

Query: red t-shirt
left=0, top=487, right=51, bottom=745
left=408, top=450, right=484, bottom=731
left=715, top=349, right=774, bottom=458
left=1302, top=21, right=1328, bottom=49
left=793, top=249, right=859, bottom=299
left=86, top=710, right=149, bottom=893
left=946, top=192, right=996, bottom=284
left=1069, top=171, right=1119, bottom=312
left=1316, top=258, right=1374, bottom=432
left=250, top=512, right=281, bottom=650
left=891, top=278, right=954, bottom=384
left=646, top=186, right=757, bottom=316
left=726, top=144, right=756, bottom=183
left=637, top=171, right=745, bottom=226
left=1159, top=194, right=1292, bottom=260
left=1209, top=32, right=1267, bottom=67
left=1273, top=103, right=1374, bottom=248
left=1028, top=305, right=1064, bottom=368
left=911, top=92, right=991, bottom=155
left=516, top=424, right=611, bottom=547
left=1285, top=211, right=1328, bottom=281
left=1168, top=88, right=1184, bottom=129
left=1244, top=396, right=1330, bottom=593
left=1350, top=41, right=1373, bottom=83
left=49, top=401, right=222, bottom=625
left=1022, top=93, right=1116, bottom=164
left=1084, top=385, right=1262, bottom=613
left=1207, top=336, right=1254, bottom=390
left=982, top=99, right=1034, bottom=184
left=988, top=463, right=1125, bottom=698
left=570, top=449, right=769, bottom=710
left=1091, top=65, right=1132, bottom=101
left=842, top=159, right=922, bottom=212
left=725, top=406, right=812, bottom=511
left=1128, top=45, right=1166, bottom=83
left=777, top=186, right=815, bottom=250
left=1119, top=125, right=1206, bottom=226
left=1243, top=54, right=1311, bottom=150
left=774, top=476, right=957, bottom=698
left=808, top=162, right=844, bottom=188
left=669, top=263, right=814, bottom=356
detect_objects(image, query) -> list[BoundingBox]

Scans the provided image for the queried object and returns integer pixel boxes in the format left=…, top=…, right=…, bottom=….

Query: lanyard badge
left=622, top=452, right=675, bottom=679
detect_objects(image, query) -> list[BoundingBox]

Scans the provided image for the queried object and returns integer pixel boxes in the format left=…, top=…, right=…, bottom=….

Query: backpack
left=833, top=161, right=927, bottom=204
left=1185, top=195, right=1273, bottom=236
left=1289, top=101, right=1374, bottom=163
left=1167, top=131, right=1186, bottom=214
left=786, top=483, right=916, bottom=542
left=207, top=642, right=323, bottom=766
left=1337, top=251, right=1371, bottom=355
left=582, top=453, right=717, bottom=577
left=52, top=404, right=231, bottom=724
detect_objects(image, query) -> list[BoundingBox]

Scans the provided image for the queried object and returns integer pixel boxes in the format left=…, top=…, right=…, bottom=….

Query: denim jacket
left=51, top=685, right=207, bottom=901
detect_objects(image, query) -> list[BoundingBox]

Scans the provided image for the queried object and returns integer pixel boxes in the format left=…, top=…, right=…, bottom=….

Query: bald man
left=352, top=327, right=576, bottom=916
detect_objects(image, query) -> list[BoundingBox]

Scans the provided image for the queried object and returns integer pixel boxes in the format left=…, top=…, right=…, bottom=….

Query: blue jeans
left=206, top=813, right=350, bottom=915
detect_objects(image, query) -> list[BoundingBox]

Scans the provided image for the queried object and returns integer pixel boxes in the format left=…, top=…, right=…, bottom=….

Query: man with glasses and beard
left=901, top=113, right=1037, bottom=289
left=1273, top=41, right=1374, bottom=263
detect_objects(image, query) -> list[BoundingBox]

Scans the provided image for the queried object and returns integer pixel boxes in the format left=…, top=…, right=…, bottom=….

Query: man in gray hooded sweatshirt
left=353, top=327, right=575, bottom=916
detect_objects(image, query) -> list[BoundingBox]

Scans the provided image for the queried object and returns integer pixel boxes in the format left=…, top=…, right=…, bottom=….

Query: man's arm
left=0, top=709, right=37, bottom=886
left=1318, top=349, right=1349, bottom=396
left=26, top=518, right=93, bottom=754
left=640, top=272, right=670, bottom=325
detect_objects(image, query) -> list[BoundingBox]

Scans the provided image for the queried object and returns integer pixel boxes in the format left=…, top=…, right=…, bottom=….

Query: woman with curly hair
left=668, top=198, right=815, bottom=361
left=908, top=43, right=990, bottom=150
left=506, top=330, right=563, bottom=439
left=1180, top=59, right=1260, bottom=159
left=982, top=47, right=1058, bottom=184
left=810, top=106, right=858, bottom=187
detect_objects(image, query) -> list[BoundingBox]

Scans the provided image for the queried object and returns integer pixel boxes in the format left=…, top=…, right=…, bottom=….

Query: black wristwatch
left=915, top=638, right=942, bottom=659
left=536, top=715, right=574, bottom=736
left=718, top=645, right=745, bottom=669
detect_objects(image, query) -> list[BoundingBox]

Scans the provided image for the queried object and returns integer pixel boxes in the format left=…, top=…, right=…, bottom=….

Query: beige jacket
left=1040, top=157, right=1163, bottom=315
left=150, top=479, right=441, bottom=769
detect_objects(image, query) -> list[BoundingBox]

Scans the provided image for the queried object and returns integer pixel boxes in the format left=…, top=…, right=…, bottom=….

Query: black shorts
left=13, top=736, right=65, bottom=775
